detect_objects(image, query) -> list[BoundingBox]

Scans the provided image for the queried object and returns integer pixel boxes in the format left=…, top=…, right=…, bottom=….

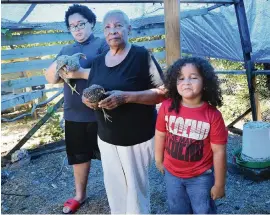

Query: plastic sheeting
left=1, top=0, right=270, bottom=63
left=181, top=0, right=270, bottom=63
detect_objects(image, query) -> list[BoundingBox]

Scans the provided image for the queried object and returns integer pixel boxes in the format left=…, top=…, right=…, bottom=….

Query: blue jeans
left=164, top=168, right=217, bottom=214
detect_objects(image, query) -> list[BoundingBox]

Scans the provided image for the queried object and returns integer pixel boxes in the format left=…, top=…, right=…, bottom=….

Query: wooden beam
left=1, top=59, right=52, bottom=74
left=1, top=76, right=47, bottom=91
left=264, top=63, right=270, bottom=91
left=227, top=108, right=251, bottom=128
left=215, top=70, right=270, bottom=75
left=227, top=126, right=243, bottom=136
left=2, top=51, right=165, bottom=74
left=1, top=33, right=73, bottom=46
left=6, top=96, right=64, bottom=158
left=164, top=0, right=180, bottom=66
left=179, top=0, right=233, bottom=3
left=2, top=39, right=165, bottom=60
left=18, top=4, right=37, bottom=23
left=1, top=27, right=165, bottom=46
left=252, top=78, right=262, bottom=121
left=1, top=87, right=62, bottom=111
left=2, top=0, right=163, bottom=3
left=1, top=0, right=234, bottom=3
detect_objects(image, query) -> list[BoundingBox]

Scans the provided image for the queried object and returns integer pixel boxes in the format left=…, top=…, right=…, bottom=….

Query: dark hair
left=65, top=4, right=96, bottom=29
left=165, top=57, right=223, bottom=113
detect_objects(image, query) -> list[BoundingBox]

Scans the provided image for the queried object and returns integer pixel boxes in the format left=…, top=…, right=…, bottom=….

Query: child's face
left=176, top=63, right=203, bottom=101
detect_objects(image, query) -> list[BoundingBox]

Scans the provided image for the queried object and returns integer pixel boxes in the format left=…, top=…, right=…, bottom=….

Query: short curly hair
left=165, top=57, right=223, bottom=113
left=65, top=4, right=96, bottom=30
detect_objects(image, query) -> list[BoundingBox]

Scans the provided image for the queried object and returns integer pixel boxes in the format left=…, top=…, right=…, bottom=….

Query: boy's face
left=68, top=13, right=93, bottom=43
left=176, top=63, right=203, bottom=101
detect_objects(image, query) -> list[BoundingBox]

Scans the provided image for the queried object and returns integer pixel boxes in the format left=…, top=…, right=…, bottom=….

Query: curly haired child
left=155, top=57, right=228, bottom=214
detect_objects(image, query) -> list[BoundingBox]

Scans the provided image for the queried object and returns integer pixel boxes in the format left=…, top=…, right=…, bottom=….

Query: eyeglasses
left=69, top=21, right=89, bottom=32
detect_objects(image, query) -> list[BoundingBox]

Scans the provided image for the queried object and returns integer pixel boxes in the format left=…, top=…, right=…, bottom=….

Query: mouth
left=76, top=33, right=83, bottom=37
left=109, top=37, right=120, bottom=41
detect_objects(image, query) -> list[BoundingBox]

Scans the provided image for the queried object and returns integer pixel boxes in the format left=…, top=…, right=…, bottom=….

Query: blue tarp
left=181, top=0, right=270, bottom=63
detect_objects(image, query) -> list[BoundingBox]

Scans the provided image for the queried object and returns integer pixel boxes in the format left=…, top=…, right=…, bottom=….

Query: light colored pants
left=98, top=137, right=154, bottom=214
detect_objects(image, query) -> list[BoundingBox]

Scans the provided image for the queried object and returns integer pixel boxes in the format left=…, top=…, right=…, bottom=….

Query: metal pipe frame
left=234, top=0, right=258, bottom=121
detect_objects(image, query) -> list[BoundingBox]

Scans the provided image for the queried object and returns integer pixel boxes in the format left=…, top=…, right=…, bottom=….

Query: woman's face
left=68, top=13, right=93, bottom=43
left=103, top=14, right=131, bottom=48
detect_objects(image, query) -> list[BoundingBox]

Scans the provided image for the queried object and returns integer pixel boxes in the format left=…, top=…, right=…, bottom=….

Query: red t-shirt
left=156, top=99, right=228, bottom=178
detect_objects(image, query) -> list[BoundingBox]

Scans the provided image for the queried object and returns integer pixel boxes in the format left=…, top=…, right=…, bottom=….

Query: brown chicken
left=83, top=84, right=112, bottom=122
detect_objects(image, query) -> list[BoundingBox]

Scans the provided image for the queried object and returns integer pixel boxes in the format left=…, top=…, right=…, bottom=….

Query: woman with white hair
left=82, top=10, right=166, bottom=214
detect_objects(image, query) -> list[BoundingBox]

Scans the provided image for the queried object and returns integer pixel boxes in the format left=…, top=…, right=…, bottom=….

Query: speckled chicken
left=83, top=84, right=112, bottom=122
left=56, top=53, right=86, bottom=95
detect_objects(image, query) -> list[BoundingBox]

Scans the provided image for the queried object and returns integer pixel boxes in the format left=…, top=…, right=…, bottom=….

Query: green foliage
left=210, top=58, right=244, bottom=70
left=43, top=113, right=64, bottom=142
left=209, top=59, right=270, bottom=123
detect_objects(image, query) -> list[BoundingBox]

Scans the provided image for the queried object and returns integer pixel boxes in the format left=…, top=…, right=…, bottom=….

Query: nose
left=74, top=26, right=81, bottom=32
left=108, top=28, right=117, bottom=35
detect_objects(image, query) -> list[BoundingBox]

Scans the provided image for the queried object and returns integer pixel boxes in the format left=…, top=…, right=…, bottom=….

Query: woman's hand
left=82, top=95, right=98, bottom=110
left=211, top=185, right=225, bottom=200
left=98, top=90, right=127, bottom=110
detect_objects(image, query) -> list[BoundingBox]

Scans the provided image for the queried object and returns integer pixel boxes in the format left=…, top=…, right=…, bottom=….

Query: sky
left=1, top=3, right=211, bottom=23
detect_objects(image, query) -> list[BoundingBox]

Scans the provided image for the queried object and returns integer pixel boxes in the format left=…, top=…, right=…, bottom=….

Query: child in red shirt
left=155, top=57, right=228, bottom=214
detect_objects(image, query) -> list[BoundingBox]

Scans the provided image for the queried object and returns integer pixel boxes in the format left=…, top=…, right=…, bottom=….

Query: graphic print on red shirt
left=156, top=99, right=228, bottom=178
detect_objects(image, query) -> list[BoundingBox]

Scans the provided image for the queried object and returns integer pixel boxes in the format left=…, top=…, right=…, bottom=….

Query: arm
left=211, top=143, right=227, bottom=200
left=155, top=129, right=166, bottom=174
left=60, top=67, right=90, bottom=80
left=98, top=87, right=166, bottom=110
left=125, top=86, right=166, bottom=105
left=123, top=51, right=166, bottom=105
left=44, top=61, right=63, bottom=84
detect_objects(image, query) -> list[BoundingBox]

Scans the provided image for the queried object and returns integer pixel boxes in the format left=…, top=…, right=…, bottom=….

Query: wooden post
left=264, top=63, right=270, bottom=91
left=164, top=0, right=181, bottom=67
left=252, top=78, right=262, bottom=121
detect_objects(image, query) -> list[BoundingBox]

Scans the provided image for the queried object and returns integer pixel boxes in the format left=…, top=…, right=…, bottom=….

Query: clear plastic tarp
left=1, top=0, right=270, bottom=63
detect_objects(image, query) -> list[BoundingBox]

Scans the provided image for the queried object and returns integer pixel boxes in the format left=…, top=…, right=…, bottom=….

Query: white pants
left=98, top=137, right=154, bottom=214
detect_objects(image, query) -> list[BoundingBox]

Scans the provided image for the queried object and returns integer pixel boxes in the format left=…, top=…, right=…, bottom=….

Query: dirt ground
left=1, top=114, right=270, bottom=214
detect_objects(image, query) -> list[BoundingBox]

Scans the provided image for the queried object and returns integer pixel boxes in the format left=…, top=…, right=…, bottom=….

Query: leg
left=63, top=121, right=97, bottom=213
left=98, top=137, right=127, bottom=214
left=73, top=161, right=90, bottom=202
left=164, top=168, right=193, bottom=214
left=185, top=169, right=217, bottom=214
left=67, top=83, right=80, bottom=95
left=117, top=138, right=154, bottom=214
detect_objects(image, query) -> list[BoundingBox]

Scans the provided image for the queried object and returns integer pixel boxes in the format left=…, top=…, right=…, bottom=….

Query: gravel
left=1, top=134, right=270, bottom=214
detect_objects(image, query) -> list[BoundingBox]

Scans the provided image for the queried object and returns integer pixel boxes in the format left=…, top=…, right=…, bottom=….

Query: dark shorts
left=65, top=120, right=100, bottom=165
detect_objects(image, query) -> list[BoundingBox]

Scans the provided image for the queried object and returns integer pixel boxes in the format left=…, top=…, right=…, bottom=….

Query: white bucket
left=241, top=121, right=270, bottom=161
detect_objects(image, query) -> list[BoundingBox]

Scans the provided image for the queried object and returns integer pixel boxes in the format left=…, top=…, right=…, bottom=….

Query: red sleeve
left=155, top=101, right=167, bottom=132
left=210, top=110, right=228, bottom=144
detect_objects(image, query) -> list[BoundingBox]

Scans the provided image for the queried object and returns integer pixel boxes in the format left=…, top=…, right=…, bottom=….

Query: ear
left=89, top=22, right=94, bottom=30
left=127, top=25, right=132, bottom=35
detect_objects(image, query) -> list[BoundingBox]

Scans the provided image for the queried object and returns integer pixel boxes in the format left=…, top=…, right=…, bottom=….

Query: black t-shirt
left=87, top=45, right=164, bottom=146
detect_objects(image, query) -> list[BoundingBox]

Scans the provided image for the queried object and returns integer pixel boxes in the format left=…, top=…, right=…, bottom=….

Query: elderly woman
left=82, top=10, right=166, bottom=214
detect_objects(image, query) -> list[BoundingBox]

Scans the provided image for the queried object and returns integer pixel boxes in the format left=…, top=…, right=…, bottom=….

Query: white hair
left=103, top=10, right=130, bottom=26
